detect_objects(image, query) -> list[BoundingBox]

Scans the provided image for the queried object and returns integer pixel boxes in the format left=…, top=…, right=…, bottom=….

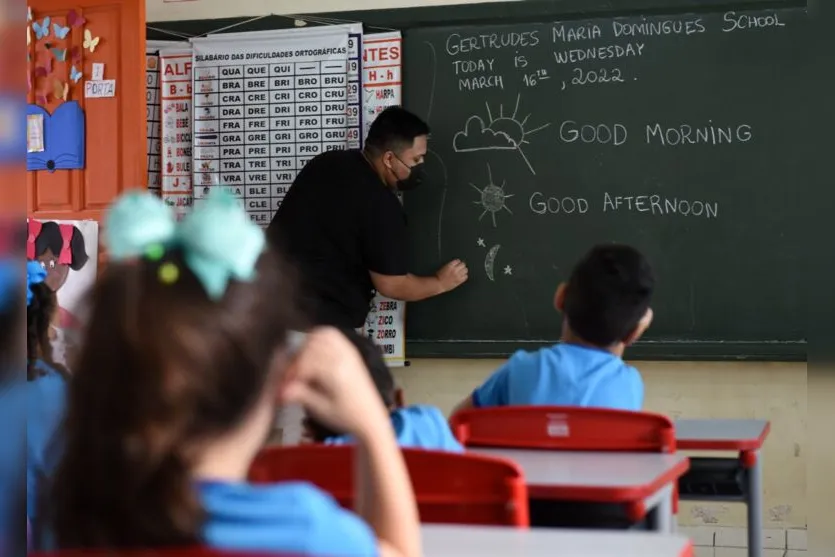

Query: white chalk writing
left=646, top=123, right=753, bottom=146
left=723, top=11, right=786, bottom=32
left=603, top=192, right=719, bottom=218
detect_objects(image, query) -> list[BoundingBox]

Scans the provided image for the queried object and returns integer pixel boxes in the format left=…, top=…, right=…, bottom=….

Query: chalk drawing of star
left=504, top=265, right=512, bottom=276
left=477, top=238, right=486, bottom=247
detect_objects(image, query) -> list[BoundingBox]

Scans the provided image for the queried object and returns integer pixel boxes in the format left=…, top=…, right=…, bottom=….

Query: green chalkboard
left=400, top=6, right=821, bottom=360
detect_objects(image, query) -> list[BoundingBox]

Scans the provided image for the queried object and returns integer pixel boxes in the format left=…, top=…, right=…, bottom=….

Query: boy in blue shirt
left=453, top=244, right=655, bottom=413
left=305, top=330, right=463, bottom=452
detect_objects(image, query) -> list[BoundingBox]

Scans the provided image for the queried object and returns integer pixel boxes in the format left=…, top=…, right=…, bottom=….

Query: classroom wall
left=394, top=359, right=812, bottom=530
left=146, top=0, right=517, bottom=22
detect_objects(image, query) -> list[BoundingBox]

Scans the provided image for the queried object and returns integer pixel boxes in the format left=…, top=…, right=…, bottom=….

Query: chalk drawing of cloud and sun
left=452, top=94, right=550, bottom=175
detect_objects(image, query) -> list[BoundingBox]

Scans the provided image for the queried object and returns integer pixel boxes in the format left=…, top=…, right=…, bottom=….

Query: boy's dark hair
left=26, top=282, right=69, bottom=381
left=563, top=244, right=655, bottom=347
left=364, top=106, right=430, bottom=156
left=46, top=246, right=301, bottom=550
left=305, top=330, right=395, bottom=443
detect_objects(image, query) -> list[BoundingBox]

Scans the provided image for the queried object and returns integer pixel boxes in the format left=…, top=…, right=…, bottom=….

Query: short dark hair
left=305, top=329, right=395, bottom=442
left=365, top=106, right=430, bottom=155
left=562, top=244, right=655, bottom=347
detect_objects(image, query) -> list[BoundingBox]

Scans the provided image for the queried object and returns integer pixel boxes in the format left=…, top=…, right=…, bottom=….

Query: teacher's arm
left=371, top=261, right=467, bottom=302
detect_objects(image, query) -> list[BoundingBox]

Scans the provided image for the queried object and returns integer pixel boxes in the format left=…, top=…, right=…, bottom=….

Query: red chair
left=449, top=406, right=676, bottom=453
left=249, top=444, right=529, bottom=528
left=450, top=406, right=678, bottom=525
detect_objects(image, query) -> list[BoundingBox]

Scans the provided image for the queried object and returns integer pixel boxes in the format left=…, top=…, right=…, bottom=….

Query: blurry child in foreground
left=0, top=243, right=25, bottom=557
left=36, top=191, right=420, bottom=557
left=304, top=330, right=463, bottom=452
left=453, top=244, right=655, bottom=414
left=26, top=261, right=70, bottom=549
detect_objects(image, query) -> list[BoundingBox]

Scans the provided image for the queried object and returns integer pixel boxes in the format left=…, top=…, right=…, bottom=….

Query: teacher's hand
left=436, top=259, right=468, bottom=293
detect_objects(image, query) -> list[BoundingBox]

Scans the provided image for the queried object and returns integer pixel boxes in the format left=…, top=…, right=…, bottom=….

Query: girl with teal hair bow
left=38, top=190, right=421, bottom=557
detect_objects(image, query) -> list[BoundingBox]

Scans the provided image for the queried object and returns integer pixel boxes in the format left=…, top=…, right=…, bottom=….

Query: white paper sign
left=84, top=80, right=116, bottom=98
left=91, top=63, right=105, bottom=81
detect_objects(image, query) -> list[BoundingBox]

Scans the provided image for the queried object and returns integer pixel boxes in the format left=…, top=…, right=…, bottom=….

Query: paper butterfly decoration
left=70, top=66, right=82, bottom=84
left=34, top=57, right=52, bottom=78
left=83, top=29, right=99, bottom=53
left=52, top=23, right=70, bottom=39
left=53, top=79, right=68, bottom=102
left=26, top=102, right=85, bottom=172
left=71, top=46, right=82, bottom=62
left=67, top=10, right=85, bottom=28
left=32, top=17, right=50, bottom=40
left=50, top=48, right=67, bottom=62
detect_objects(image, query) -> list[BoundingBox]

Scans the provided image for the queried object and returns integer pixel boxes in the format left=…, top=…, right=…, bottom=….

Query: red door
left=27, top=0, right=146, bottom=223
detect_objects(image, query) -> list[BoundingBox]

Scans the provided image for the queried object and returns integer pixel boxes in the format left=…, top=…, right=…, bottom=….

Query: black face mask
left=391, top=154, right=426, bottom=191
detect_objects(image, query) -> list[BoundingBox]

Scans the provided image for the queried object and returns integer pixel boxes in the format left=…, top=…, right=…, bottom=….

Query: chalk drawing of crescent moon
left=485, top=244, right=501, bottom=282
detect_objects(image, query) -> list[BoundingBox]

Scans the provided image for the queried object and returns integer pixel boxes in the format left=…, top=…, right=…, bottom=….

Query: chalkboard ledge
left=406, top=340, right=806, bottom=362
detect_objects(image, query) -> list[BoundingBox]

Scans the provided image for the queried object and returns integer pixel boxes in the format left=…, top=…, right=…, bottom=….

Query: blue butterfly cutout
left=53, top=23, right=70, bottom=39
left=70, top=65, right=82, bottom=83
left=50, top=48, right=67, bottom=62
left=32, top=17, right=50, bottom=40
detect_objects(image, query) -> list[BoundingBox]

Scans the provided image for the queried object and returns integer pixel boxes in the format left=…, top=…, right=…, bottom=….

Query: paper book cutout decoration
left=26, top=101, right=85, bottom=172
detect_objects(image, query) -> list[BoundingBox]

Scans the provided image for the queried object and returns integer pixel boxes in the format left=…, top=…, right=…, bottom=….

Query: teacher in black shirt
left=267, top=106, right=468, bottom=329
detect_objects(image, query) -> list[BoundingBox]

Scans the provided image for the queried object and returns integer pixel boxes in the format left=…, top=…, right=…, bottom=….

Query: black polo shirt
left=267, top=149, right=408, bottom=329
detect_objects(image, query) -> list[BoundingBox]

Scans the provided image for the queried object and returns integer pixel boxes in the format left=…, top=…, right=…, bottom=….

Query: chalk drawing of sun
left=453, top=93, right=550, bottom=175
left=471, top=163, right=513, bottom=228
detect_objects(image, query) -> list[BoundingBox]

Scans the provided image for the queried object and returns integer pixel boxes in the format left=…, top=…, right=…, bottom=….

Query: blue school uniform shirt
left=26, top=362, right=67, bottom=533
left=199, top=480, right=377, bottom=556
left=472, top=343, right=643, bottom=411
left=327, top=405, right=463, bottom=452
left=0, top=378, right=26, bottom=557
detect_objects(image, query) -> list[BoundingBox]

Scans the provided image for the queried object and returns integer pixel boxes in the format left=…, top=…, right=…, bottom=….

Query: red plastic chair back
left=450, top=406, right=676, bottom=453
left=249, top=445, right=529, bottom=527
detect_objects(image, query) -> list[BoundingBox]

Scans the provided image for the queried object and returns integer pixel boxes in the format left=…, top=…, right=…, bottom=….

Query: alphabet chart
left=146, top=41, right=186, bottom=197
left=361, top=32, right=406, bottom=366
left=145, top=51, right=162, bottom=196
left=159, top=48, right=194, bottom=219
left=190, top=30, right=350, bottom=226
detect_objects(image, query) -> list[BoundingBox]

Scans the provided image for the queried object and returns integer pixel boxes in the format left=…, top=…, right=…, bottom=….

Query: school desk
left=675, top=418, right=771, bottom=557
left=421, top=524, right=695, bottom=557
left=469, top=448, right=689, bottom=532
